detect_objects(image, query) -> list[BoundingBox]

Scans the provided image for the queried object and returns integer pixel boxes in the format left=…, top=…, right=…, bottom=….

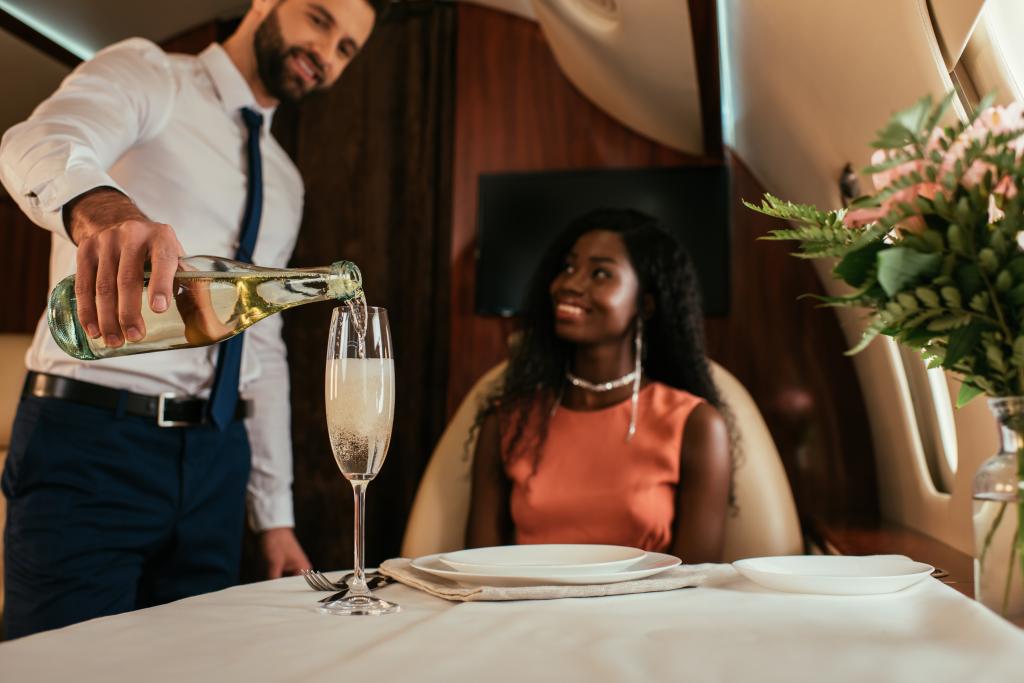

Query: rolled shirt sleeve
left=0, top=38, right=175, bottom=239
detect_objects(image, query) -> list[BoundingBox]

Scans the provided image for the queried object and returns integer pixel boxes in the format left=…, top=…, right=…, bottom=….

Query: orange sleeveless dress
left=502, top=383, right=705, bottom=553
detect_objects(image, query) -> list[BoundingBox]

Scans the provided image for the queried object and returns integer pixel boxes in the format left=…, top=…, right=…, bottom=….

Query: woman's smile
left=549, top=230, right=639, bottom=345
left=554, top=301, right=589, bottom=321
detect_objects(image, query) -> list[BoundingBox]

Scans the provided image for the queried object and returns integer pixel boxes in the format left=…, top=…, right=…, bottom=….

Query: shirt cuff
left=29, top=165, right=127, bottom=240
left=247, top=489, right=296, bottom=532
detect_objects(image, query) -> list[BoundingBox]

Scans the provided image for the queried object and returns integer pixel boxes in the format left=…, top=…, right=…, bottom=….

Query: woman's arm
left=670, top=403, right=732, bottom=563
left=465, top=412, right=513, bottom=548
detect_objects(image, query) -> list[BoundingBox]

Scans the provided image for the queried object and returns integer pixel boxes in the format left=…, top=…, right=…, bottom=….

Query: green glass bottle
left=47, top=255, right=363, bottom=360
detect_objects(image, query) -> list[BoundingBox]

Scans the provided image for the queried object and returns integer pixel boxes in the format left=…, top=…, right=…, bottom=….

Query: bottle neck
left=230, top=261, right=362, bottom=313
left=325, top=260, right=363, bottom=301
left=169, top=256, right=363, bottom=307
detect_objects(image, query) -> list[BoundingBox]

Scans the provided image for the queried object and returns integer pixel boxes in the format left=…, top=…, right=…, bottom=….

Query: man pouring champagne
left=0, top=0, right=382, bottom=639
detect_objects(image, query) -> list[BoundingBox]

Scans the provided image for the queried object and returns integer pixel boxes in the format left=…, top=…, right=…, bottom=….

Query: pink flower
left=939, top=137, right=966, bottom=179
left=974, top=101, right=1024, bottom=137
left=843, top=206, right=887, bottom=228
left=942, top=103, right=1024, bottom=187
left=846, top=103, right=1024, bottom=233
left=994, top=174, right=1018, bottom=199
left=843, top=150, right=943, bottom=233
left=916, top=182, right=944, bottom=200
left=961, top=159, right=997, bottom=188
left=1009, top=134, right=1024, bottom=160
left=990, top=175, right=1019, bottom=224
left=925, top=126, right=948, bottom=153
left=869, top=149, right=926, bottom=189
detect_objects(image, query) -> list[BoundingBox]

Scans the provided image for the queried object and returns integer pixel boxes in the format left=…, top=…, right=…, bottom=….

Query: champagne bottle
left=47, top=255, right=363, bottom=360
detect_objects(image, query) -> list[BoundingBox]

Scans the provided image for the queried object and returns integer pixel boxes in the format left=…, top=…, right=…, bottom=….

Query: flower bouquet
left=745, top=93, right=1024, bottom=616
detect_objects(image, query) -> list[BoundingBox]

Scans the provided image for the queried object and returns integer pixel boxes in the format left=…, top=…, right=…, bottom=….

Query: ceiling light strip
left=0, top=1, right=93, bottom=61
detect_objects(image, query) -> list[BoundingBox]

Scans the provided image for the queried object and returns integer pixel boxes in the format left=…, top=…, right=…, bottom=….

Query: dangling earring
left=550, top=381, right=563, bottom=418
left=627, top=317, right=643, bottom=441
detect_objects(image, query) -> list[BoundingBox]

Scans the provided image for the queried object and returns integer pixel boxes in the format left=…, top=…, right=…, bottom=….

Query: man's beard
left=254, top=9, right=324, bottom=102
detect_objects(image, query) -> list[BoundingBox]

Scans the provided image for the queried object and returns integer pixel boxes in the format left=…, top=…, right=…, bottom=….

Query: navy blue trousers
left=2, top=394, right=250, bottom=640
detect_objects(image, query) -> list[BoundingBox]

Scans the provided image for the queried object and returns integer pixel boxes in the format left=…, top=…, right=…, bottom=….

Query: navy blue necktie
left=207, top=107, right=264, bottom=430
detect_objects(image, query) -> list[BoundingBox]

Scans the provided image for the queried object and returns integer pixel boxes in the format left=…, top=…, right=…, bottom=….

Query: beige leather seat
left=0, top=332, right=33, bottom=620
left=401, top=360, right=803, bottom=561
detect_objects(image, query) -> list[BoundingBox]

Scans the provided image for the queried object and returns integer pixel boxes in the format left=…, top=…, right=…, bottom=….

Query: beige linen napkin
left=378, top=557, right=724, bottom=602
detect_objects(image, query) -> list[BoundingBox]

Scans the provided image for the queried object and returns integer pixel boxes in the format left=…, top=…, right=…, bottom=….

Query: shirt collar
left=198, top=43, right=276, bottom=136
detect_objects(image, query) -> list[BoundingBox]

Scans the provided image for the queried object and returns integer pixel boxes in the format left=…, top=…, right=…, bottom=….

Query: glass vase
left=972, top=397, right=1024, bottom=619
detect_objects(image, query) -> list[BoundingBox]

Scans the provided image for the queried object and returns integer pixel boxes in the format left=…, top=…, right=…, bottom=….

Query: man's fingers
left=148, top=225, right=180, bottom=314
left=266, top=556, right=284, bottom=580
left=74, top=242, right=100, bottom=339
left=289, top=559, right=313, bottom=576
left=94, top=237, right=122, bottom=347
left=283, top=551, right=312, bottom=576
left=68, top=213, right=183, bottom=349
left=117, top=246, right=147, bottom=342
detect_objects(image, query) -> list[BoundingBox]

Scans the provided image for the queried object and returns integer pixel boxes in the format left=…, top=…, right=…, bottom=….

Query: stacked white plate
left=732, top=555, right=935, bottom=595
left=410, top=544, right=681, bottom=587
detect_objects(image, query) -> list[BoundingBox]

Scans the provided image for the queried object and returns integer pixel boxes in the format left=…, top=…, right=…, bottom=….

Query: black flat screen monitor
left=475, top=166, right=730, bottom=317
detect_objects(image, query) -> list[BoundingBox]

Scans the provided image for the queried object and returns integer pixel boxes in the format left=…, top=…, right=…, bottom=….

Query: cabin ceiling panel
left=723, top=0, right=953, bottom=209
left=530, top=0, right=703, bottom=154
left=972, top=0, right=1024, bottom=103
left=0, top=0, right=244, bottom=56
left=928, top=0, right=986, bottom=69
left=3, top=0, right=704, bottom=156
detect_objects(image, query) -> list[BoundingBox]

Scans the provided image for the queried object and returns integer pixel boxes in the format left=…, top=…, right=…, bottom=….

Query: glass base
left=319, top=594, right=400, bottom=616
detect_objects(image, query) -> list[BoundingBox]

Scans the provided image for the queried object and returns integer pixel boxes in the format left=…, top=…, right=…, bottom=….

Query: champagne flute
left=320, top=304, right=399, bottom=616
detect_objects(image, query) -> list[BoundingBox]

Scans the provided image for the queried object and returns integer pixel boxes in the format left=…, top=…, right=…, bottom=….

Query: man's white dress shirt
left=0, top=39, right=305, bottom=531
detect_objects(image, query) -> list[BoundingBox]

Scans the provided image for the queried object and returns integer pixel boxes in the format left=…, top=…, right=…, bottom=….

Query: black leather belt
left=24, top=371, right=250, bottom=427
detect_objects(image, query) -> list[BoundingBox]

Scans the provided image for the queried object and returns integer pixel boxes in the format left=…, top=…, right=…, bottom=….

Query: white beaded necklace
left=556, top=318, right=644, bottom=441
left=564, top=369, right=638, bottom=392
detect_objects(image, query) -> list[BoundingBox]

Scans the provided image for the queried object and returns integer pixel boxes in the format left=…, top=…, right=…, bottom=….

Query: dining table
left=2, top=562, right=1023, bottom=682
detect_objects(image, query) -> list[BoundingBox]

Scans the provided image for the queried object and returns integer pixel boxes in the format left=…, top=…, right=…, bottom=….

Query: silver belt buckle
left=156, top=392, right=190, bottom=428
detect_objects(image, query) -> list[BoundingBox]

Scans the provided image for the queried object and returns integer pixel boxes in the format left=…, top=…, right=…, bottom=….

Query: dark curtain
left=242, top=3, right=455, bottom=579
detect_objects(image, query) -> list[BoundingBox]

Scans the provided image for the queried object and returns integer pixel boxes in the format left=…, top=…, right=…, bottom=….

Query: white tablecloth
left=2, top=565, right=1023, bottom=682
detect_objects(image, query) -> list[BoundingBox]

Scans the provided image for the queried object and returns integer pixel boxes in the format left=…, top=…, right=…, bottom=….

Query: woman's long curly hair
left=475, top=208, right=730, bottom=471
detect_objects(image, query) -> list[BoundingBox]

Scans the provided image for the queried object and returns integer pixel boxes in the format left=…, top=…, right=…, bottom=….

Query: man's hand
left=66, top=187, right=184, bottom=347
left=259, top=527, right=312, bottom=579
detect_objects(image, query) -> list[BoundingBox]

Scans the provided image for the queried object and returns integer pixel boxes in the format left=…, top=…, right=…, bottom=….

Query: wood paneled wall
left=0, top=196, right=50, bottom=333
left=718, top=154, right=877, bottom=524
left=448, top=4, right=878, bottom=525
left=271, top=5, right=456, bottom=572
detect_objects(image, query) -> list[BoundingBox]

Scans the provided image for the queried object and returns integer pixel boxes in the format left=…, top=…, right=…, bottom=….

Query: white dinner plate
left=732, top=555, right=935, bottom=595
left=412, top=551, right=680, bottom=587
left=438, top=544, right=647, bottom=576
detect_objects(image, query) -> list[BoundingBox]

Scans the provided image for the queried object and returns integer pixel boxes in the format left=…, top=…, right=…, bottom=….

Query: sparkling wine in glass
left=320, top=303, right=398, bottom=616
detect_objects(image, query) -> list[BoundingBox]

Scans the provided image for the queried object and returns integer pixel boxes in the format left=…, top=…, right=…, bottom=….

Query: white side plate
left=439, top=544, right=647, bottom=576
left=732, top=555, right=935, bottom=595
left=413, top=551, right=680, bottom=587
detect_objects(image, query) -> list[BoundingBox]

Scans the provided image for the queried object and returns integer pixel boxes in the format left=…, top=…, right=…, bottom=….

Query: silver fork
left=301, top=569, right=351, bottom=591
left=301, top=568, right=387, bottom=591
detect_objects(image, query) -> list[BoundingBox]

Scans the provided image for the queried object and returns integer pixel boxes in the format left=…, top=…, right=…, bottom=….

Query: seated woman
left=466, top=208, right=732, bottom=563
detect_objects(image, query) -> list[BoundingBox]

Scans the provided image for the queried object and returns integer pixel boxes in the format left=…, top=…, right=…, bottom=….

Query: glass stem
left=349, top=479, right=370, bottom=595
